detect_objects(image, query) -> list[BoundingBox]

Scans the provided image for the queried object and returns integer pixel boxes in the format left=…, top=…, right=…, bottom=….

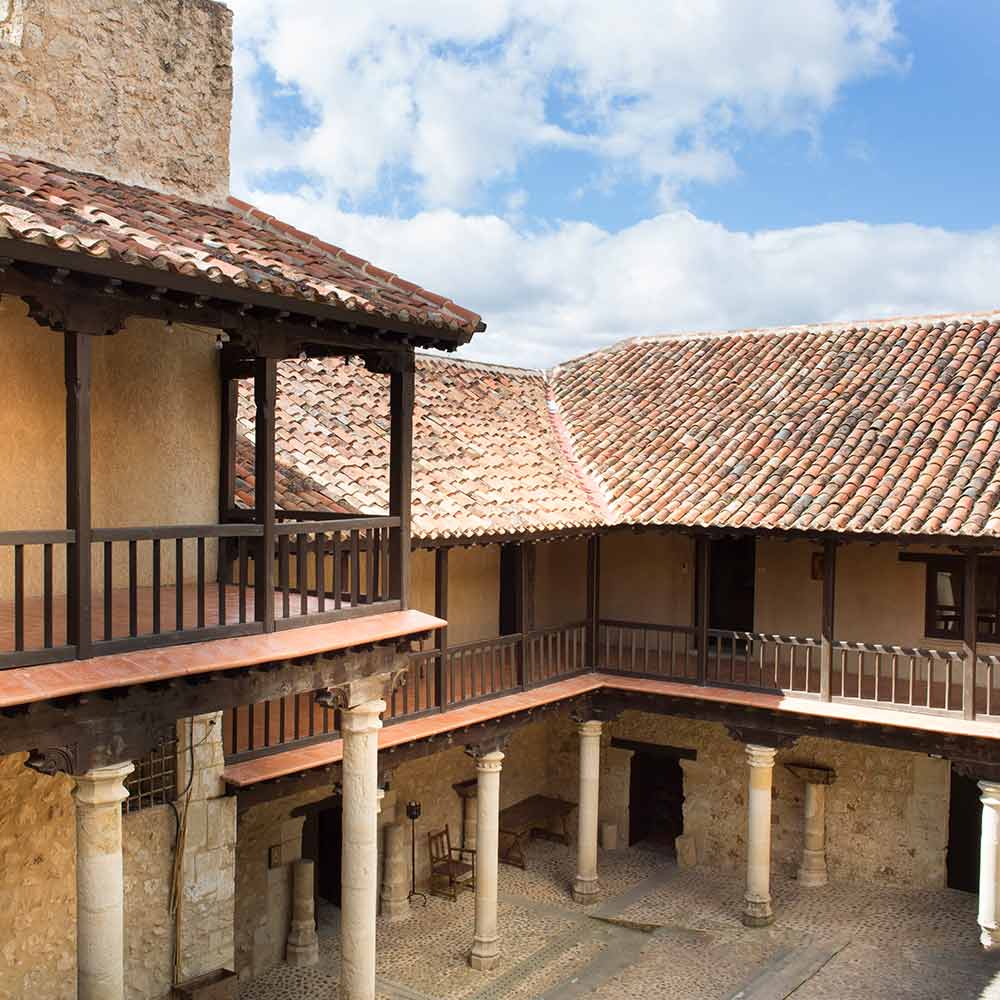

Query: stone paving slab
left=241, top=841, right=1000, bottom=1000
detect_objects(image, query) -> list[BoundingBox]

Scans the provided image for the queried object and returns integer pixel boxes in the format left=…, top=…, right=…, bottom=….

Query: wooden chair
left=428, top=825, right=475, bottom=901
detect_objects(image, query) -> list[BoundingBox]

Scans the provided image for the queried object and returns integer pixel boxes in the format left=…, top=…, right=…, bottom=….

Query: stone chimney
left=0, top=0, right=233, bottom=203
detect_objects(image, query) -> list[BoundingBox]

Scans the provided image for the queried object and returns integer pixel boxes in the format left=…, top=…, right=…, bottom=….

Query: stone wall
left=605, top=710, right=950, bottom=888
left=0, top=753, right=75, bottom=1000
left=123, top=806, right=175, bottom=1000
left=0, top=0, right=232, bottom=201
left=175, top=713, right=237, bottom=986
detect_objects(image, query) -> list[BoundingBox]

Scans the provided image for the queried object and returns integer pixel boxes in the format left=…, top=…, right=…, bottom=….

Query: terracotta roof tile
left=0, top=153, right=482, bottom=337
left=551, top=314, right=1000, bottom=538
left=238, top=356, right=604, bottom=540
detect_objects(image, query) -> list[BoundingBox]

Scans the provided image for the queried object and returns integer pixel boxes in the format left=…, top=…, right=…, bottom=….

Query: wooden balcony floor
left=0, top=582, right=337, bottom=653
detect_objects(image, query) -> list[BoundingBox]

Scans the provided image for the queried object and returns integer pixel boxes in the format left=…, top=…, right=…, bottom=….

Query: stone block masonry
left=0, top=0, right=232, bottom=201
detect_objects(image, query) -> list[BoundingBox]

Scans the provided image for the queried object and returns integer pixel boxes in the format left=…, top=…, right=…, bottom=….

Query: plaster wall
left=598, top=531, right=693, bottom=626
left=0, top=0, right=232, bottom=201
left=0, top=302, right=221, bottom=598
left=410, top=544, right=501, bottom=646
left=535, top=538, right=587, bottom=629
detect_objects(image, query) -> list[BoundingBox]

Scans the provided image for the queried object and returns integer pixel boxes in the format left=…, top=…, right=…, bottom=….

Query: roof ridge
left=550, top=308, right=1000, bottom=371
left=414, top=350, right=544, bottom=377
left=542, top=375, right=615, bottom=524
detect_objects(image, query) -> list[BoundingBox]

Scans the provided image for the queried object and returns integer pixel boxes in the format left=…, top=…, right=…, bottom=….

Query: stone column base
left=742, top=896, right=774, bottom=927
left=571, top=875, right=601, bottom=905
left=797, top=849, right=828, bottom=888
left=468, top=937, right=501, bottom=971
left=286, top=931, right=319, bottom=967
left=981, top=926, right=1000, bottom=951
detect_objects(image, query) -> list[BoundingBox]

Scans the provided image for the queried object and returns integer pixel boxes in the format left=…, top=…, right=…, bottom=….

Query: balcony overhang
left=0, top=609, right=444, bottom=712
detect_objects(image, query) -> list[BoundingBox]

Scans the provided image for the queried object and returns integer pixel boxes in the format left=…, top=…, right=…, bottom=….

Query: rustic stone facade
left=175, top=713, right=238, bottom=986
left=0, top=0, right=232, bottom=201
left=604, top=710, right=951, bottom=888
left=0, top=752, right=75, bottom=1000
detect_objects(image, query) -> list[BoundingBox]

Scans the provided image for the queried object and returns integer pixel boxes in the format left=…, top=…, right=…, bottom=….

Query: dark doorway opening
left=628, top=750, right=685, bottom=853
left=302, top=798, right=343, bottom=908
left=948, top=767, right=981, bottom=893
left=499, top=543, right=522, bottom=636
left=709, top=536, right=756, bottom=632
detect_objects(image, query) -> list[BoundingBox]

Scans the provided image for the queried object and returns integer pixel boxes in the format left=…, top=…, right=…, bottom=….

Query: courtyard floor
left=241, top=841, right=1000, bottom=999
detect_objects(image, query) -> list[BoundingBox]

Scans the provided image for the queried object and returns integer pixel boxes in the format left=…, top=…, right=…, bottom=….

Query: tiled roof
left=237, top=356, right=604, bottom=540
left=0, top=153, right=482, bottom=337
left=551, top=313, right=1000, bottom=538
left=233, top=437, right=354, bottom=516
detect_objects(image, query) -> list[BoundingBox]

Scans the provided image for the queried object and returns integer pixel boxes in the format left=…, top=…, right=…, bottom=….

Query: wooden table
left=499, top=794, right=577, bottom=869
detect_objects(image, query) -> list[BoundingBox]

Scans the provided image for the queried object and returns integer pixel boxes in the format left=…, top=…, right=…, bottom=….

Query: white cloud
left=244, top=190, right=1000, bottom=369
left=226, top=0, right=904, bottom=209
left=223, top=3, right=994, bottom=374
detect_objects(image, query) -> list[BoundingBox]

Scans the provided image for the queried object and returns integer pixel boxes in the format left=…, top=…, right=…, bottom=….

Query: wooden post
left=585, top=535, right=601, bottom=667
left=253, top=357, right=277, bottom=631
left=65, top=332, right=92, bottom=658
left=435, top=546, right=449, bottom=710
left=218, top=372, right=238, bottom=583
left=389, top=354, right=415, bottom=607
left=695, top=535, right=710, bottom=685
left=513, top=543, right=534, bottom=687
left=820, top=539, right=837, bottom=701
left=964, top=550, right=978, bottom=721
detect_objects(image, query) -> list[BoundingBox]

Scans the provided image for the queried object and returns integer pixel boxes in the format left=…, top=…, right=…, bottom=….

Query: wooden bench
left=499, top=794, right=576, bottom=869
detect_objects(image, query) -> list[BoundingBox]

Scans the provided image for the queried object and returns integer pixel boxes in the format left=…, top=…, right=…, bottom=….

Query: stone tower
left=0, top=0, right=233, bottom=202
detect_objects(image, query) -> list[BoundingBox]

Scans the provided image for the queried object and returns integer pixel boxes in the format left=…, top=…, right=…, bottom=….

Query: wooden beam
left=694, top=535, right=710, bottom=685
left=820, top=539, right=837, bottom=702
left=434, top=546, right=449, bottom=710
left=65, top=332, right=92, bottom=658
left=253, top=357, right=277, bottom=630
left=585, top=535, right=601, bottom=666
left=963, top=550, right=978, bottom=720
left=219, top=372, right=238, bottom=522
left=388, top=353, right=415, bottom=606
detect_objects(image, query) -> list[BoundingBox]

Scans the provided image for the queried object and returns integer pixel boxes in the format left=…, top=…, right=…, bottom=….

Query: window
left=923, top=557, right=1000, bottom=643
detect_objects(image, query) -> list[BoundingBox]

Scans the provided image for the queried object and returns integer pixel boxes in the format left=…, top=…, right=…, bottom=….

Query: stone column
left=340, top=698, right=386, bottom=1000
left=743, top=744, right=777, bottom=927
left=979, top=780, right=1000, bottom=950
left=74, top=761, right=134, bottom=1000
left=286, top=859, right=320, bottom=966
left=799, top=782, right=829, bottom=887
left=572, top=720, right=603, bottom=904
left=785, top=764, right=834, bottom=888
left=469, top=749, right=504, bottom=971
left=380, top=822, right=410, bottom=922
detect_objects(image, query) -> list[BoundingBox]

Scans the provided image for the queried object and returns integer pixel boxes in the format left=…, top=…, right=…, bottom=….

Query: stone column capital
left=980, top=781, right=1000, bottom=807
left=340, top=699, right=386, bottom=736
left=577, top=719, right=604, bottom=739
left=73, top=761, right=134, bottom=807
left=474, top=750, right=505, bottom=773
left=745, top=744, right=778, bottom=769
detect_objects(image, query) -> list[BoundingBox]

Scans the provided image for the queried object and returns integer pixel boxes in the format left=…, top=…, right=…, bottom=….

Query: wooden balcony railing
left=0, top=516, right=400, bottom=668
left=596, top=619, right=1000, bottom=718
left=224, top=620, right=589, bottom=761
left=0, top=529, right=77, bottom=668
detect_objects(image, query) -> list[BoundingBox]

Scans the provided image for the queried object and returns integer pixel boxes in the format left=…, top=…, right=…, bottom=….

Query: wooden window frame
left=905, top=553, right=1000, bottom=643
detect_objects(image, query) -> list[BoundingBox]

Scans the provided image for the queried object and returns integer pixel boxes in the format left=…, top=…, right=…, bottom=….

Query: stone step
left=725, top=934, right=851, bottom=1000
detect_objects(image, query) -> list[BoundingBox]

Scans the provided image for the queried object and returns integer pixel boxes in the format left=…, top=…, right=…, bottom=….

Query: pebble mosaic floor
left=241, top=840, right=1000, bottom=999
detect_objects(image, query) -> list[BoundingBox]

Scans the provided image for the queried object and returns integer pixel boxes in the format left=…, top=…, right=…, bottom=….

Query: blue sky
left=227, top=1, right=1000, bottom=367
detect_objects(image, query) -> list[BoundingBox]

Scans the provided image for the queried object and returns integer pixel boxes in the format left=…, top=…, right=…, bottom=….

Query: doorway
left=709, top=536, right=756, bottom=632
left=302, top=799, right=343, bottom=908
left=628, top=750, right=686, bottom=854
left=948, top=767, right=981, bottom=893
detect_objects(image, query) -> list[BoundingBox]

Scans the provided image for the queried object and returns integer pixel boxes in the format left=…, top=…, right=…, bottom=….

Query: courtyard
left=240, top=841, right=1000, bottom=1000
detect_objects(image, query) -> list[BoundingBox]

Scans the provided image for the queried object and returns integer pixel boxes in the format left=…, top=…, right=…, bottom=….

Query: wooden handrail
left=274, top=516, right=399, bottom=536
left=92, top=524, right=264, bottom=542
left=0, top=529, right=76, bottom=545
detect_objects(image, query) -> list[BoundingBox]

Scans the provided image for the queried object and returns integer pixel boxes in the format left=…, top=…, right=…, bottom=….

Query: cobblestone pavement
left=241, top=841, right=1000, bottom=999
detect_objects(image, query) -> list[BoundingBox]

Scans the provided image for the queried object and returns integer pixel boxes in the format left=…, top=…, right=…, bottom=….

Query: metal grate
left=124, top=734, right=179, bottom=813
